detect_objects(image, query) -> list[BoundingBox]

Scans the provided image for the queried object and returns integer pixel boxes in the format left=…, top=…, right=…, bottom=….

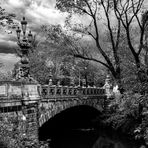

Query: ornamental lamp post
left=10, top=17, right=41, bottom=147
left=28, top=30, right=33, bottom=43
left=21, top=17, right=27, bottom=36
left=70, top=66, right=75, bottom=86
left=46, top=60, right=54, bottom=86
left=15, top=17, right=34, bottom=82
left=16, top=27, right=21, bottom=40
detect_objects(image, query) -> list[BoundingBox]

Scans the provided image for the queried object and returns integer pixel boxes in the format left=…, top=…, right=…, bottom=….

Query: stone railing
left=0, top=81, right=105, bottom=102
left=40, top=85, right=105, bottom=99
left=0, top=81, right=40, bottom=106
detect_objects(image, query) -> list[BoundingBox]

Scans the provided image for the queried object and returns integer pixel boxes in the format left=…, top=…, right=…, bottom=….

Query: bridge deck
left=0, top=81, right=106, bottom=107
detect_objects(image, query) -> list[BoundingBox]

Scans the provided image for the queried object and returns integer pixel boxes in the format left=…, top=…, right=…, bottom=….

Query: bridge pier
left=0, top=102, right=40, bottom=148
left=22, top=102, right=39, bottom=147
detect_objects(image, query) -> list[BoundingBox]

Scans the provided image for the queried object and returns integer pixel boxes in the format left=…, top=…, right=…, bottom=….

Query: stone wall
left=39, top=96, right=106, bottom=127
left=0, top=103, right=39, bottom=148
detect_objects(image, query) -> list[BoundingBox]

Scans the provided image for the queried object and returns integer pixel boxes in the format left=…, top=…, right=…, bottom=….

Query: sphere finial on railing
left=103, top=74, right=113, bottom=98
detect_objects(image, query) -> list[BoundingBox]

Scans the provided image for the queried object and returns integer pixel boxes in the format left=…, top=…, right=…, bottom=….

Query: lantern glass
left=7, top=18, right=13, bottom=24
left=21, top=17, right=27, bottom=34
left=22, top=36, right=27, bottom=42
left=16, top=27, right=21, bottom=40
left=28, top=31, right=33, bottom=43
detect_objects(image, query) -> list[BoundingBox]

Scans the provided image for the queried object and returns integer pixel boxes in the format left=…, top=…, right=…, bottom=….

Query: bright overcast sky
left=0, top=0, right=67, bottom=52
left=0, top=0, right=148, bottom=73
left=0, top=0, right=67, bottom=72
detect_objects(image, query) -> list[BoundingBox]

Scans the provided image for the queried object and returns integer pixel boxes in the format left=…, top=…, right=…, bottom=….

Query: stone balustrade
left=40, top=85, right=105, bottom=99
left=0, top=81, right=105, bottom=102
left=0, top=81, right=40, bottom=107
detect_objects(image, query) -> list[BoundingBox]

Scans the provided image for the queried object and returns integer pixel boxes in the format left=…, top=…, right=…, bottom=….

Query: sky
left=0, top=0, right=67, bottom=73
left=0, top=0, right=148, bottom=73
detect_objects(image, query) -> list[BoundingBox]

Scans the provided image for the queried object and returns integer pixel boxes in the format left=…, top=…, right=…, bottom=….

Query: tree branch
left=74, top=5, right=92, bottom=16
left=88, top=31, right=96, bottom=40
left=74, top=54, right=110, bottom=69
left=84, top=0, right=94, bottom=16
left=115, top=19, right=121, bottom=49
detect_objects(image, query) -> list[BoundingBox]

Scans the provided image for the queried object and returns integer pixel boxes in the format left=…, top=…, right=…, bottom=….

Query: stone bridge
left=39, top=85, right=106, bottom=127
left=0, top=81, right=108, bottom=147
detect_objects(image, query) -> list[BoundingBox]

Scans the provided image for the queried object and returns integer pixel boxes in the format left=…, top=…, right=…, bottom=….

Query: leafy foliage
left=103, top=88, right=148, bottom=145
left=0, top=71, right=13, bottom=81
left=0, top=6, right=16, bottom=29
left=55, top=0, right=148, bottom=87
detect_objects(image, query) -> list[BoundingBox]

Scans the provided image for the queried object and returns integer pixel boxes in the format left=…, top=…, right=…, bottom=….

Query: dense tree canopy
left=0, top=5, right=16, bottom=29
left=28, top=35, right=105, bottom=85
left=55, top=0, right=148, bottom=86
left=0, top=5, right=16, bottom=68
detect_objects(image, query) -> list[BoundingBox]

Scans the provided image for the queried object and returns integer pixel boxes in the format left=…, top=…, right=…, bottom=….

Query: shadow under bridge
left=39, top=105, right=102, bottom=141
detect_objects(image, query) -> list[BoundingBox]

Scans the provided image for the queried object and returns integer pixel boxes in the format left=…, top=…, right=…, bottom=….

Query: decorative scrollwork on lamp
left=15, top=17, right=36, bottom=83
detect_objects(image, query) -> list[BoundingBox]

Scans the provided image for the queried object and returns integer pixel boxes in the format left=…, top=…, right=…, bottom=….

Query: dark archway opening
left=39, top=105, right=139, bottom=148
left=39, top=105, right=101, bottom=141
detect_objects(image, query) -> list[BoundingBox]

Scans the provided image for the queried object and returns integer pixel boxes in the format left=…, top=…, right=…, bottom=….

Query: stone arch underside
left=39, top=104, right=102, bottom=141
left=39, top=96, right=105, bottom=127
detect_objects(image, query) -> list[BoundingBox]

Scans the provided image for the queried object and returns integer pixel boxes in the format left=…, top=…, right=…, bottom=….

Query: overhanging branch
left=74, top=54, right=110, bottom=69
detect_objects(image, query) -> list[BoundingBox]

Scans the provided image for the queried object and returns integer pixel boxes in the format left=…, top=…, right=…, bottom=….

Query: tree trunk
left=110, top=65, right=124, bottom=94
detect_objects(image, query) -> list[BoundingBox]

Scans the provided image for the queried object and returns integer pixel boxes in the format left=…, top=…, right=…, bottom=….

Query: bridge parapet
left=40, top=85, right=105, bottom=99
left=0, top=81, right=106, bottom=105
left=0, top=81, right=40, bottom=106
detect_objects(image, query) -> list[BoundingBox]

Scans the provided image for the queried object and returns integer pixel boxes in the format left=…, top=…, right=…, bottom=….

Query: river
left=48, top=127, right=140, bottom=148
left=39, top=106, right=142, bottom=148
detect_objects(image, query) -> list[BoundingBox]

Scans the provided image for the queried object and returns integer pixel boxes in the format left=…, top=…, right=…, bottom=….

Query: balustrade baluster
left=72, top=87, right=74, bottom=95
left=48, top=87, right=51, bottom=96
left=41, top=86, right=48, bottom=98
left=73, top=88, right=77, bottom=95
left=91, top=88, right=93, bottom=95
left=68, top=88, right=72, bottom=95
left=56, top=87, right=61, bottom=95
left=61, top=87, right=63, bottom=96
left=93, top=89, right=95, bottom=95
left=97, top=89, right=99, bottom=94
left=94, top=89, right=96, bottom=95
left=63, top=87, right=67, bottom=96
left=47, top=86, right=50, bottom=97
left=66, top=87, right=69, bottom=95
left=54, top=87, right=57, bottom=96
left=49, top=86, right=52, bottom=96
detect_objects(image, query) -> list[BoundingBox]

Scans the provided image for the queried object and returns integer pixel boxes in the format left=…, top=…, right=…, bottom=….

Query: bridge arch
left=39, top=105, right=102, bottom=141
left=38, top=96, right=105, bottom=127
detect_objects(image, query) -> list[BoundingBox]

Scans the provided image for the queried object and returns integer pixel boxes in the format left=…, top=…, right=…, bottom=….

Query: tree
left=0, top=5, right=16, bottom=69
left=0, top=71, right=13, bottom=81
left=28, top=44, right=53, bottom=84
left=0, top=5, right=16, bottom=29
left=55, top=0, right=124, bottom=85
left=28, top=39, right=73, bottom=85
left=37, top=24, right=106, bottom=86
left=113, top=0, right=145, bottom=67
left=113, top=0, right=147, bottom=81
left=55, top=0, right=146, bottom=84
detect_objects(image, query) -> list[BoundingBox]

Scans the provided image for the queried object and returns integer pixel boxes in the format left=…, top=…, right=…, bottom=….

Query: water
left=39, top=106, right=141, bottom=148
left=49, top=128, right=139, bottom=148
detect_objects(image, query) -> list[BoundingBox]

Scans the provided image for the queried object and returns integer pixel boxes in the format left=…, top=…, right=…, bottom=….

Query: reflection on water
left=49, top=128, right=138, bottom=148
left=93, top=136, right=125, bottom=148
left=39, top=106, right=140, bottom=148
